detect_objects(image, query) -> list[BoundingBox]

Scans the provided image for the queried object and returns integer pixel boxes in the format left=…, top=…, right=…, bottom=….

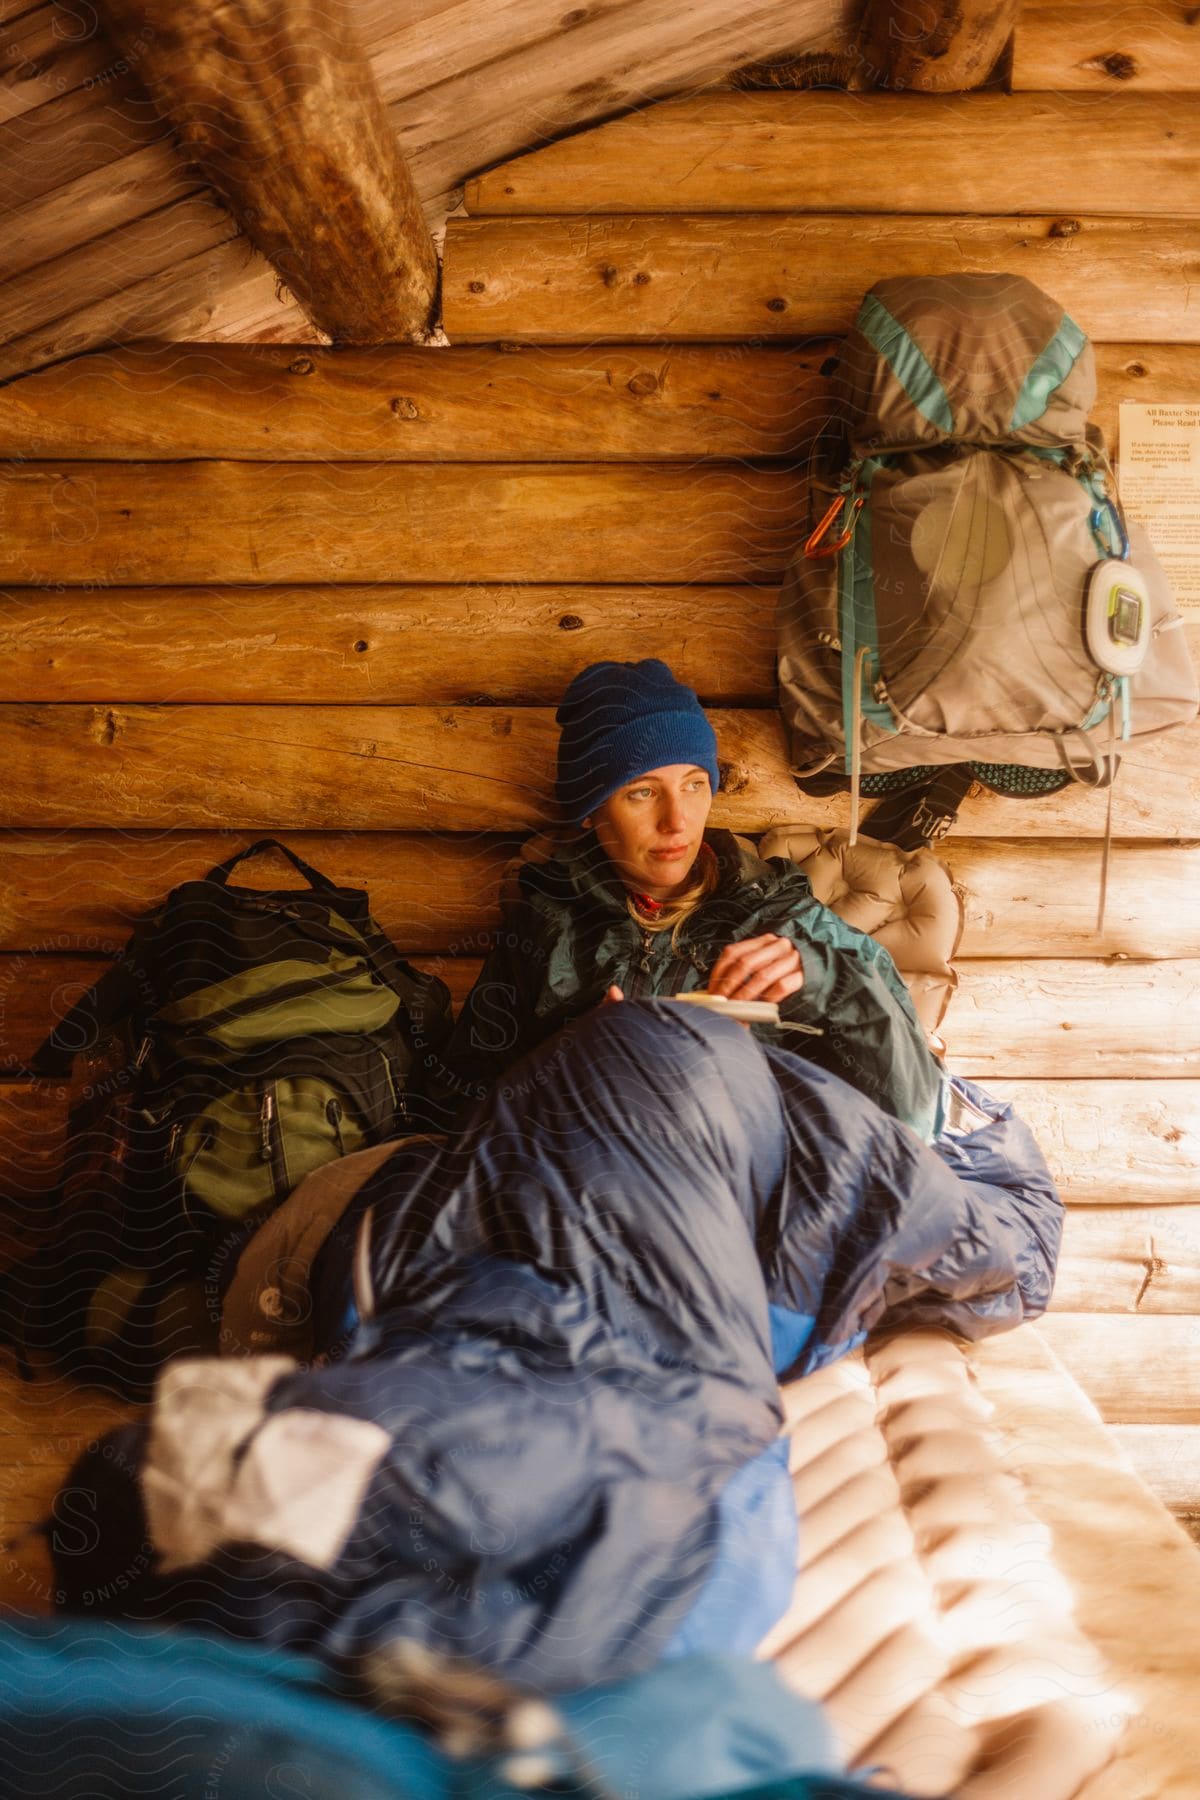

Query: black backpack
left=9, top=841, right=452, bottom=1391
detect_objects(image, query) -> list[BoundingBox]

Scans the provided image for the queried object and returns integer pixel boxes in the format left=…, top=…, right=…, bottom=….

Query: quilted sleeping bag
left=53, top=1001, right=1062, bottom=1696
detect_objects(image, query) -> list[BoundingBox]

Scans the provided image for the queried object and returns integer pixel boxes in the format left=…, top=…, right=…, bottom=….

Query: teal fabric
left=856, top=293, right=954, bottom=434
left=0, top=1620, right=900, bottom=1800
left=1010, top=313, right=1087, bottom=431
left=837, top=457, right=895, bottom=775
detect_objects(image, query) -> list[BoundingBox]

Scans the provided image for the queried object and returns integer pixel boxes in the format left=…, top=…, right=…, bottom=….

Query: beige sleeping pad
left=765, top=1331, right=1117, bottom=1795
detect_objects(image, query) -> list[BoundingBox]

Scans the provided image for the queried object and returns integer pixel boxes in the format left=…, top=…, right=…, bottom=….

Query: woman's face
left=584, top=764, right=714, bottom=899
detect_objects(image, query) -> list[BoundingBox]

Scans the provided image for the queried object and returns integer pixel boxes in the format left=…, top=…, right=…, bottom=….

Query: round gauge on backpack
left=1085, top=559, right=1152, bottom=675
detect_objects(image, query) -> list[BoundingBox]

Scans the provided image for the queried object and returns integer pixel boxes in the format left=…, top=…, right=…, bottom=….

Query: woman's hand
left=601, top=985, right=625, bottom=1005
left=708, top=934, right=804, bottom=1005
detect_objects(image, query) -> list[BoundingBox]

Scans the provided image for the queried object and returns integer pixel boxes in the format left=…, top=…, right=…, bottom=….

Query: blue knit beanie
left=555, top=659, right=721, bottom=824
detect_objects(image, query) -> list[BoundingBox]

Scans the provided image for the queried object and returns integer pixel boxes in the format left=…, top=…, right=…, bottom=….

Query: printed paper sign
left=1119, top=402, right=1200, bottom=610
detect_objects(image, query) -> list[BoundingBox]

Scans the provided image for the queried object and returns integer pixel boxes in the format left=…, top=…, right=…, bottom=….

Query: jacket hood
left=516, top=828, right=788, bottom=918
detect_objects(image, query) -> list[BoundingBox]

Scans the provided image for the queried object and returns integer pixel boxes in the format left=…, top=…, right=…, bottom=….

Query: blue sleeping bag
left=52, top=1002, right=1061, bottom=1698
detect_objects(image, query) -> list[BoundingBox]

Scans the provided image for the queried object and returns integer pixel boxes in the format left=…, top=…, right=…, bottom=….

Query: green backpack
left=36, top=839, right=453, bottom=1242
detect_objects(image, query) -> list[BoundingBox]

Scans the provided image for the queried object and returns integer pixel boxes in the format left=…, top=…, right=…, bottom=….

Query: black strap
left=209, top=838, right=335, bottom=892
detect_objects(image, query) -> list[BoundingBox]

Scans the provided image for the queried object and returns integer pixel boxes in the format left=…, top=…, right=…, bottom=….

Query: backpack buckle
left=804, top=493, right=864, bottom=558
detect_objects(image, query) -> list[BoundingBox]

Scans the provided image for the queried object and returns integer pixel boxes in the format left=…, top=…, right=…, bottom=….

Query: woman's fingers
left=708, top=934, right=803, bottom=1002
left=602, top=984, right=625, bottom=1004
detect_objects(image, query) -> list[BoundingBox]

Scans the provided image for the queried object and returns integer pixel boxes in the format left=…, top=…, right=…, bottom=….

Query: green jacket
left=421, top=829, right=946, bottom=1140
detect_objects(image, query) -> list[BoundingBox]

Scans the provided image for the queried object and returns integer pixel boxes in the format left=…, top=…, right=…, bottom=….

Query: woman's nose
left=659, top=797, right=686, bottom=832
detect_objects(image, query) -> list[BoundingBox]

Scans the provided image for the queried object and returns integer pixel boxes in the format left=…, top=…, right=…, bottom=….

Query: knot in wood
left=632, top=271, right=651, bottom=286
left=467, top=280, right=486, bottom=294
left=626, top=371, right=658, bottom=396
left=288, top=357, right=315, bottom=376
left=558, top=614, right=584, bottom=631
left=1087, top=49, right=1138, bottom=79
left=353, top=640, right=369, bottom=654
left=1127, top=362, right=1148, bottom=378
left=819, top=356, right=840, bottom=379
left=490, top=715, right=513, bottom=736
left=765, top=296, right=789, bottom=313
left=599, top=264, right=619, bottom=287
left=717, top=759, right=748, bottom=795
left=390, top=396, right=419, bottom=419
left=1048, top=218, right=1081, bottom=239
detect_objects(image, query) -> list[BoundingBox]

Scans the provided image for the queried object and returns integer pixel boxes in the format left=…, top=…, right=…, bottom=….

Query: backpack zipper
left=260, top=1085, right=288, bottom=1194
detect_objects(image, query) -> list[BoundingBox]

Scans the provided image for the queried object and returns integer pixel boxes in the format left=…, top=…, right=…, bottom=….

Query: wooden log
left=0, top=831, right=518, bottom=952
left=1, top=703, right=1197, bottom=839
left=948, top=959, right=1200, bottom=1079
left=95, top=0, right=438, bottom=345
left=0, top=955, right=111, bottom=1072
left=464, top=91, right=1200, bottom=217
left=1094, top=344, right=1200, bottom=452
left=0, top=584, right=778, bottom=704
left=986, top=1081, right=1200, bottom=1208
left=1108, top=1427, right=1200, bottom=1513
left=0, top=706, right=797, bottom=833
left=857, top=0, right=1020, bottom=91
left=0, top=953, right=482, bottom=1071
left=0, top=342, right=840, bottom=462
left=2, top=827, right=1197, bottom=961
left=1, top=947, right=1195, bottom=1077
left=1052, top=1206, right=1200, bottom=1314
left=1013, top=2, right=1200, bottom=92
left=0, top=462, right=807, bottom=587
left=1035, top=1314, right=1200, bottom=1424
left=950, top=840, right=1200, bottom=961
left=442, top=214, right=1200, bottom=345
left=0, top=338, right=1189, bottom=466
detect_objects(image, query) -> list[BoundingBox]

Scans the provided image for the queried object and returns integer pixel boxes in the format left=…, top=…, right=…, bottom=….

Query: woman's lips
left=651, top=846, right=690, bottom=859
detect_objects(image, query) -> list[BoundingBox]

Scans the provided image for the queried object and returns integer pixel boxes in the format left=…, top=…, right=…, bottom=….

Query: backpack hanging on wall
left=11, top=840, right=452, bottom=1391
left=778, top=273, right=1198, bottom=820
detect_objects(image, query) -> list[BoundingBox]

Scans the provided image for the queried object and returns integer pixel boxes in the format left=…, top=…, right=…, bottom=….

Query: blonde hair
left=627, top=844, right=720, bottom=946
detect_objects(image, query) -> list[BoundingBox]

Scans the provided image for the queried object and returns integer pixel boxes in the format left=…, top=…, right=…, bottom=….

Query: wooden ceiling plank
left=390, top=0, right=849, bottom=200
left=2, top=145, right=201, bottom=284
left=464, top=91, right=1200, bottom=216
left=1013, top=2, right=1200, bottom=92
left=0, top=237, right=317, bottom=383
left=0, top=703, right=1194, bottom=838
left=857, top=0, right=1021, bottom=91
left=0, top=74, right=164, bottom=216
left=0, top=2, right=115, bottom=124
left=96, top=0, right=438, bottom=344
left=0, top=193, right=238, bottom=350
left=442, top=213, right=1200, bottom=344
left=0, top=341, right=840, bottom=460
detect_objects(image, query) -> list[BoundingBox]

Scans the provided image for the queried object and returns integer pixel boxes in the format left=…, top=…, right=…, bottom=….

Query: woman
left=421, top=658, right=947, bottom=1141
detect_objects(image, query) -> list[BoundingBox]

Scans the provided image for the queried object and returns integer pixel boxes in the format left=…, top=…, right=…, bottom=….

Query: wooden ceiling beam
left=857, top=0, right=1023, bottom=90
left=94, top=0, right=438, bottom=345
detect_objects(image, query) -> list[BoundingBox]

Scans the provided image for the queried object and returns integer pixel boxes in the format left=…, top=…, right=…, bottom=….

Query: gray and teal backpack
left=14, top=841, right=452, bottom=1390
left=778, top=273, right=1197, bottom=806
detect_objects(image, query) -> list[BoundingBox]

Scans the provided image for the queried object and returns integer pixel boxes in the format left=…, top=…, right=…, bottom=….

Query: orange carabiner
left=804, top=493, right=864, bottom=559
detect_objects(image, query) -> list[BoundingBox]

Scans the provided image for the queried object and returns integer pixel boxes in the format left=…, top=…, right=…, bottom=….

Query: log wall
left=1, top=73, right=1198, bottom=1515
